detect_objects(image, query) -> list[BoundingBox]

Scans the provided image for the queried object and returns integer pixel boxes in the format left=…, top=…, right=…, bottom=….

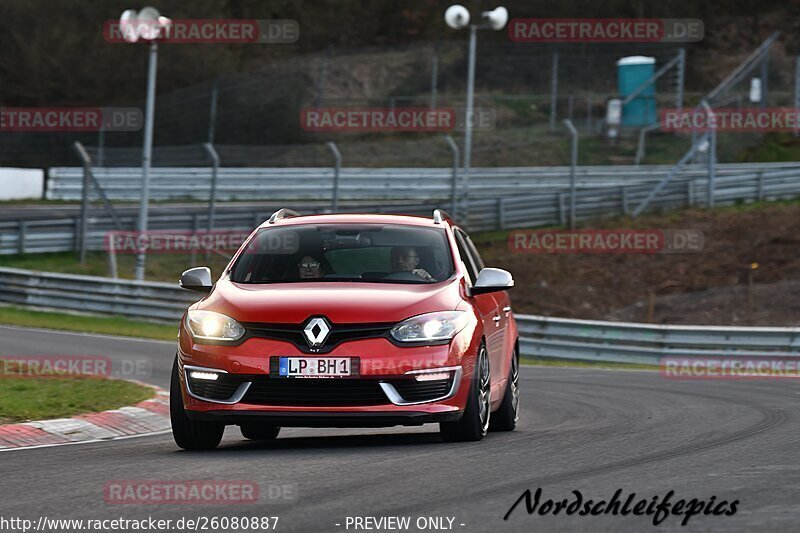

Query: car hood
left=196, top=277, right=464, bottom=324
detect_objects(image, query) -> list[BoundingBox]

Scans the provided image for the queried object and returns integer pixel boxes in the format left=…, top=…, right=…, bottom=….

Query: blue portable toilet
left=617, top=56, right=657, bottom=126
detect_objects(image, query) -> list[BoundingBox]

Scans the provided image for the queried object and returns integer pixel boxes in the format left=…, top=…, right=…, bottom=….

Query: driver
left=297, top=255, right=324, bottom=279
left=390, top=246, right=434, bottom=281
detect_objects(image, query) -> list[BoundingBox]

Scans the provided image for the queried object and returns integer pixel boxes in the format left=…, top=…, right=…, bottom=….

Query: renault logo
left=303, top=317, right=331, bottom=348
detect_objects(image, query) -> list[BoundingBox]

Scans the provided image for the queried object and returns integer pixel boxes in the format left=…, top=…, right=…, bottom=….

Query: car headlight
left=186, top=310, right=245, bottom=342
left=390, top=311, right=469, bottom=343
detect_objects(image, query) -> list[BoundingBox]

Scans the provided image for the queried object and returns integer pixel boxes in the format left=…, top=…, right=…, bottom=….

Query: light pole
left=120, top=7, right=171, bottom=281
left=444, top=5, right=507, bottom=223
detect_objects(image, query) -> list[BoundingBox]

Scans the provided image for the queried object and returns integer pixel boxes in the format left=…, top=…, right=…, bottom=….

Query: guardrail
left=0, top=267, right=198, bottom=321
left=0, top=202, right=436, bottom=256
left=1, top=267, right=799, bottom=363
left=5, top=165, right=800, bottom=255
left=518, top=314, right=800, bottom=364
left=46, top=162, right=800, bottom=201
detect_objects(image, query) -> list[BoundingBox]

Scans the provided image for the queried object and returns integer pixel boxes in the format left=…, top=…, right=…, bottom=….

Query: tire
left=170, top=357, right=224, bottom=450
left=489, top=345, right=520, bottom=432
left=440, top=342, right=491, bottom=442
left=240, top=424, right=280, bottom=441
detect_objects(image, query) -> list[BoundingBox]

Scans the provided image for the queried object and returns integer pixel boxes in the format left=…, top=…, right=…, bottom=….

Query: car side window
left=463, top=233, right=486, bottom=272
left=454, top=229, right=479, bottom=284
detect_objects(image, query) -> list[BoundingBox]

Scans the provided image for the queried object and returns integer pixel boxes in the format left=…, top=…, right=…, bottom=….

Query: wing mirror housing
left=180, top=267, right=212, bottom=293
left=471, top=267, right=514, bottom=295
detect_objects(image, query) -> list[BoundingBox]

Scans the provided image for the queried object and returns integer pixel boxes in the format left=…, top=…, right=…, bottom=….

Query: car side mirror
left=180, top=267, right=212, bottom=293
left=471, top=267, right=514, bottom=296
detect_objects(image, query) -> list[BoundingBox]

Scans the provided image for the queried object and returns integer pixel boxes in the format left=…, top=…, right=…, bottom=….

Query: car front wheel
left=170, top=357, right=224, bottom=450
left=440, top=342, right=491, bottom=442
left=490, top=345, right=519, bottom=432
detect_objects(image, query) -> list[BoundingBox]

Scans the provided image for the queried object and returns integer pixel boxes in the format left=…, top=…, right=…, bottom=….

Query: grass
left=0, top=305, right=177, bottom=341
left=0, top=375, right=153, bottom=424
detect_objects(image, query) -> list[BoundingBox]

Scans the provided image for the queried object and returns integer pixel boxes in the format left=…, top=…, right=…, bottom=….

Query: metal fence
left=518, top=314, right=800, bottom=364
left=0, top=267, right=197, bottom=322
left=46, top=161, right=800, bottom=201
left=5, top=162, right=798, bottom=255
left=0, top=202, right=437, bottom=256
left=1, top=267, right=798, bottom=364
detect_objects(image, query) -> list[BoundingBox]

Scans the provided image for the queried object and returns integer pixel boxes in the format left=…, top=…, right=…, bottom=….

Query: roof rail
left=432, top=209, right=451, bottom=224
left=268, top=208, right=302, bottom=224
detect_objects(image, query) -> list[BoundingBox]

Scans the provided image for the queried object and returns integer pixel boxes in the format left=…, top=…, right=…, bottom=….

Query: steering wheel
left=383, top=271, right=426, bottom=282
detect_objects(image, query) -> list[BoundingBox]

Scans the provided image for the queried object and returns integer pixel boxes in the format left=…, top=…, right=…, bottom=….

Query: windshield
left=229, top=224, right=454, bottom=284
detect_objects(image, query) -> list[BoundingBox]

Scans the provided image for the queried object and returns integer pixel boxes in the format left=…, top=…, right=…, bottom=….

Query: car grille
left=241, top=377, right=389, bottom=406
left=391, top=378, right=454, bottom=403
left=243, top=321, right=394, bottom=353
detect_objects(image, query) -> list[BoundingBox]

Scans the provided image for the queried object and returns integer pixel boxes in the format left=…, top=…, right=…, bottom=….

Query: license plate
left=278, top=357, right=352, bottom=378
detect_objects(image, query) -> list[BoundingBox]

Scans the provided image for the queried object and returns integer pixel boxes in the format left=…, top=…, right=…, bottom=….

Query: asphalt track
left=1, top=324, right=799, bottom=532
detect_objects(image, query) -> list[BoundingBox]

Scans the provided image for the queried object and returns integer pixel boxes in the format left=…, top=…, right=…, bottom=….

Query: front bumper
left=178, top=331, right=479, bottom=423
left=183, top=363, right=463, bottom=407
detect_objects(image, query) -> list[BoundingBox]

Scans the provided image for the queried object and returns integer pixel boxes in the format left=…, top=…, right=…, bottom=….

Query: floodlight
left=482, top=7, right=508, bottom=30
left=445, top=5, right=470, bottom=30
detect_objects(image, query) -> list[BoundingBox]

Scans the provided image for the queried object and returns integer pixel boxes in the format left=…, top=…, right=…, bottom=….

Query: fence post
left=430, top=44, right=439, bottom=110
left=444, top=135, right=460, bottom=222
left=77, top=148, right=91, bottom=264
left=496, top=197, right=506, bottom=230
left=207, top=81, right=219, bottom=144
left=327, top=142, right=341, bottom=212
left=203, top=143, right=221, bottom=233
left=190, top=213, right=199, bottom=267
left=73, top=217, right=80, bottom=253
left=676, top=48, right=686, bottom=110
left=795, top=56, right=800, bottom=137
left=108, top=237, right=118, bottom=279
left=586, top=94, right=592, bottom=133
left=687, top=181, right=695, bottom=207
left=557, top=193, right=566, bottom=226
left=202, top=142, right=220, bottom=262
left=635, top=128, right=646, bottom=165
left=315, top=46, right=331, bottom=109
left=549, top=49, right=559, bottom=132
left=621, top=187, right=629, bottom=215
left=702, top=101, right=716, bottom=208
left=563, top=119, right=579, bottom=229
left=18, top=220, right=27, bottom=255
left=73, top=141, right=123, bottom=231
left=760, top=52, right=769, bottom=109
